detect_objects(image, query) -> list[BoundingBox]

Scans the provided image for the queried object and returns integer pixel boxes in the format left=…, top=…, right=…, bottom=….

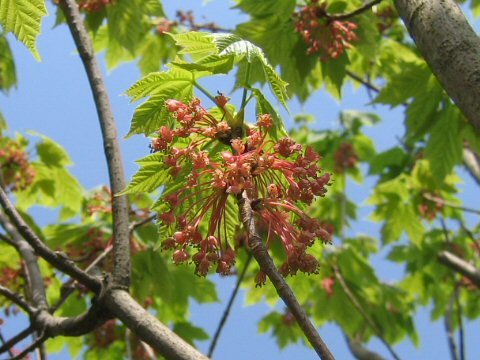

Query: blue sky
left=2, top=1, right=480, bottom=359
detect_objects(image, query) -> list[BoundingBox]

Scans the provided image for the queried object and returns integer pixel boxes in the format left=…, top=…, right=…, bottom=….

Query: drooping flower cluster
left=293, top=0, right=358, bottom=60
left=153, top=98, right=331, bottom=282
left=0, top=139, right=36, bottom=191
left=333, top=142, right=358, bottom=173
left=77, top=0, right=113, bottom=13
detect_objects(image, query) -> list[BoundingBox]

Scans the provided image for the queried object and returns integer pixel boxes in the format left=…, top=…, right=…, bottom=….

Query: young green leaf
left=0, top=0, right=47, bottom=61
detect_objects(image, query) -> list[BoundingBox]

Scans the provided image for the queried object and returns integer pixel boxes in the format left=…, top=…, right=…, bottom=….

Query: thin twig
left=344, top=333, right=386, bottom=360
left=329, top=0, right=383, bottom=21
left=425, top=193, right=480, bottom=215
left=239, top=192, right=335, bottom=360
left=445, top=288, right=459, bottom=360
left=0, top=187, right=101, bottom=293
left=0, top=232, right=15, bottom=247
left=0, top=286, right=35, bottom=315
left=128, top=214, right=156, bottom=232
left=0, top=329, right=15, bottom=358
left=438, top=251, right=480, bottom=287
left=346, top=70, right=381, bottom=92
left=10, top=332, right=47, bottom=360
left=333, top=266, right=401, bottom=360
left=455, top=285, right=465, bottom=360
left=0, top=327, right=34, bottom=355
left=208, top=254, right=252, bottom=357
left=59, top=0, right=131, bottom=290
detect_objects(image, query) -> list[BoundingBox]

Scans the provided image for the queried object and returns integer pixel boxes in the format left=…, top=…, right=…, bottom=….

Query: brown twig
left=59, top=0, right=131, bottom=290
left=0, top=187, right=101, bottom=293
left=0, top=286, right=35, bottom=315
left=438, top=251, right=480, bottom=288
left=208, top=254, right=252, bottom=357
left=0, top=329, right=15, bottom=358
left=333, top=265, right=401, bottom=360
left=0, top=326, right=33, bottom=355
left=424, top=193, right=480, bottom=215
left=445, top=287, right=460, bottom=360
left=344, top=333, right=386, bottom=360
left=239, top=192, right=335, bottom=360
left=329, top=0, right=383, bottom=21
left=10, top=332, right=47, bottom=360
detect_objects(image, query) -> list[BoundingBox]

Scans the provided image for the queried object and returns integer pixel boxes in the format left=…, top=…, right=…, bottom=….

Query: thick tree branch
left=58, top=0, right=131, bottom=290
left=239, top=192, right=335, bottom=360
left=0, top=187, right=101, bottom=293
left=394, top=0, right=480, bottom=132
left=105, top=289, right=209, bottom=360
left=438, top=251, right=480, bottom=288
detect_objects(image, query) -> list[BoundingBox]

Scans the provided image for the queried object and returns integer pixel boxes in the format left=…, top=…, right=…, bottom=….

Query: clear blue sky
left=2, top=1, right=480, bottom=359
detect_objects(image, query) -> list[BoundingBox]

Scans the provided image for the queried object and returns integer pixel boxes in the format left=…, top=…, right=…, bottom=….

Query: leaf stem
left=194, top=81, right=217, bottom=105
left=240, top=62, right=251, bottom=110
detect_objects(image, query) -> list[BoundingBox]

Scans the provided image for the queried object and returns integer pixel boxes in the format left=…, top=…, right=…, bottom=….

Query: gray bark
left=395, top=0, right=480, bottom=132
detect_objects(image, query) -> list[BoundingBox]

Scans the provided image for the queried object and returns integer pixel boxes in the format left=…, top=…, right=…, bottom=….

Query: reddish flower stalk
left=153, top=98, right=331, bottom=282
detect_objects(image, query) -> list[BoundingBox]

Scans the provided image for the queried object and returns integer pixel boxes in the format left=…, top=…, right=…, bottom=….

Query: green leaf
left=321, top=51, right=349, bottom=98
left=118, top=152, right=170, bottom=195
left=339, top=110, right=380, bottom=134
left=32, top=133, right=72, bottom=167
left=0, top=0, right=47, bottom=60
left=127, top=94, right=171, bottom=138
left=0, top=35, right=17, bottom=92
left=368, top=147, right=407, bottom=176
left=172, top=54, right=235, bottom=75
left=106, top=0, right=146, bottom=52
left=233, top=0, right=295, bottom=18
left=251, top=88, right=288, bottom=140
left=173, top=322, right=209, bottom=345
left=374, top=62, right=431, bottom=106
left=212, top=33, right=289, bottom=107
left=168, top=31, right=217, bottom=61
left=126, top=68, right=196, bottom=102
left=424, top=105, right=463, bottom=185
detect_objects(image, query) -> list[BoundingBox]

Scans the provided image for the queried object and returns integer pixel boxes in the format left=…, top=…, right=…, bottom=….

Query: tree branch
left=208, top=254, right=252, bottom=357
left=344, top=334, right=387, bottom=360
left=10, top=332, right=48, bottom=360
left=104, top=289, right=209, bottom=360
left=0, top=187, right=101, bottom=293
left=445, top=289, right=460, bottom=360
left=0, top=286, right=35, bottom=316
left=239, top=192, right=335, bottom=360
left=329, top=0, right=383, bottom=21
left=0, top=327, right=33, bottom=355
left=394, top=0, right=480, bottom=132
left=333, top=266, right=401, bottom=360
left=423, top=193, right=480, bottom=215
left=58, top=0, right=131, bottom=290
left=438, top=251, right=480, bottom=288
left=463, top=146, right=480, bottom=186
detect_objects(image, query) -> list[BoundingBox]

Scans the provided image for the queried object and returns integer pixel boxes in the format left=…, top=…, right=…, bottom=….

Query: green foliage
left=0, top=0, right=47, bottom=60
left=3, top=1, right=480, bottom=359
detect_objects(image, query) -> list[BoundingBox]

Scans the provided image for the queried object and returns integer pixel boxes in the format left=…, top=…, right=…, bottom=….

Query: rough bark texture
left=105, top=290, right=209, bottom=360
left=59, top=0, right=131, bottom=290
left=394, top=0, right=480, bottom=132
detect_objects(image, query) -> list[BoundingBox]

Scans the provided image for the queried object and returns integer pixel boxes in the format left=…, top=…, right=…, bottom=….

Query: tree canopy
left=0, top=0, right=480, bottom=359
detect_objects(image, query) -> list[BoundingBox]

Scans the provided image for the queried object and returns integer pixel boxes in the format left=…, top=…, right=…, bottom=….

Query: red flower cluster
left=333, top=142, right=358, bottom=173
left=0, top=140, right=35, bottom=191
left=293, top=0, right=358, bottom=60
left=153, top=98, right=331, bottom=281
left=78, top=0, right=113, bottom=13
